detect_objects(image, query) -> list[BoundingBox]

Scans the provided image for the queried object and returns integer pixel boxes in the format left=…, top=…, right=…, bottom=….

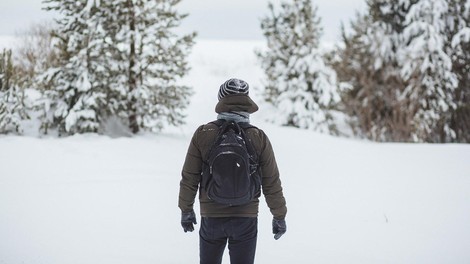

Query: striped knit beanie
left=218, top=78, right=249, bottom=100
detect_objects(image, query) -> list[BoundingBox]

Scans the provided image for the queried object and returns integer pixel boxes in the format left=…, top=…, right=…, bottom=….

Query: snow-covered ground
left=1, top=39, right=470, bottom=264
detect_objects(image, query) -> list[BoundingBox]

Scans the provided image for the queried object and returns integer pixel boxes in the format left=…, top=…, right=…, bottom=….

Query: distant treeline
left=1, top=0, right=469, bottom=143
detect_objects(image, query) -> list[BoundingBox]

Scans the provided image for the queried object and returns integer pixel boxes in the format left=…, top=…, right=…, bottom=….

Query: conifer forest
left=1, top=0, right=469, bottom=143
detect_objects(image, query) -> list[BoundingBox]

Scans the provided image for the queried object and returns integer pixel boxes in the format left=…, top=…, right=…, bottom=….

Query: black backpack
left=202, top=120, right=261, bottom=206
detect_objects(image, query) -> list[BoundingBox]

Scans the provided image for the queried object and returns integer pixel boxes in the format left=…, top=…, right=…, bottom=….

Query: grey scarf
left=217, top=111, right=250, bottom=123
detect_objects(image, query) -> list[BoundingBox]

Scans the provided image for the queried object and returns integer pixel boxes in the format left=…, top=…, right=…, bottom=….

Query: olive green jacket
left=178, top=95, right=287, bottom=220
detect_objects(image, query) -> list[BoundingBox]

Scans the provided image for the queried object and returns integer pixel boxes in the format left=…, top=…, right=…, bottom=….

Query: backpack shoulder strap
left=236, top=122, right=259, bottom=165
left=209, top=119, right=257, bottom=129
left=208, top=119, right=225, bottom=127
left=207, top=120, right=258, bottom=140
left=238, top=122, right=258, bottom=130
left=209, top=119, right=243, bottom=137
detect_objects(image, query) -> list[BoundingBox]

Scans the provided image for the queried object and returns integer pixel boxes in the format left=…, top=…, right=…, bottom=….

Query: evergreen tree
left=335, top=0, right=413, bottom=141
left=257, top=0, right=340, bottom=133
left=100, top=0, right=195, bottom=133
left=38, top=0, right=105, bottom=135
left=0, top=49, right=27, bottom=134
left=39, top=0, right=195, bottom=135
left=399, top=0, right=459, bottom=142
left=336, top=0, right=469, bottom=142
left=448, top=0, right=470, bottom=143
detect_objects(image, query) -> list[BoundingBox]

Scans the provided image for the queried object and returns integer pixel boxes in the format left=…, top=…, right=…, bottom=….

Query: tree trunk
left=127, top=0, right=139, bottom=134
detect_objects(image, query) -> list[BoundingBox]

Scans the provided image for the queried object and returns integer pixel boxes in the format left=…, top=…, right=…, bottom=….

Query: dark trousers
left=199, top=217, right=258, bottom=264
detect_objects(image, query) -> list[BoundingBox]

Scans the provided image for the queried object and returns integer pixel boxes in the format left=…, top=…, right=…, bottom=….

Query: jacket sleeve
left=259, top=131, right=287, bottom=220
left=178, top=126, right=203, bottom=213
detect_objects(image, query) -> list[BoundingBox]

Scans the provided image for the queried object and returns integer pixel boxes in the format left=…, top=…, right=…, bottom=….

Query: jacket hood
left=215, top=94, right=259, bottom=114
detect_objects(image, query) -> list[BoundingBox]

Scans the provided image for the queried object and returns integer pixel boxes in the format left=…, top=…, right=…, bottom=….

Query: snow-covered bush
left=0, top=49, right=28, bottom=134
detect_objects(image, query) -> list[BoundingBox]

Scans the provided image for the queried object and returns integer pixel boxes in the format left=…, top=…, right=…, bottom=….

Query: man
left=179, top=78, right=287, bottom=264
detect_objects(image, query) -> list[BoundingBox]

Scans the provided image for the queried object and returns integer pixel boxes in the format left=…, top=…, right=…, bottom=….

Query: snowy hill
left=1, top=39, right=470, bottom=264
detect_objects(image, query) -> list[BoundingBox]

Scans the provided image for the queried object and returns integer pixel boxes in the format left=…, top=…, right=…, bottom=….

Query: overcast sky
left=0, top=0, right=367, bottom=43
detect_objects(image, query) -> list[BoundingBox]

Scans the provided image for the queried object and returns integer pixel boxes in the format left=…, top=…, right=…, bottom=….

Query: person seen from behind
left=178, top=78, right=287, bottom=264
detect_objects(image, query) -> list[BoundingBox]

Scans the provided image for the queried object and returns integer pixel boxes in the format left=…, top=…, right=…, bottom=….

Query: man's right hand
left=181, top=210, right=197, bottom=232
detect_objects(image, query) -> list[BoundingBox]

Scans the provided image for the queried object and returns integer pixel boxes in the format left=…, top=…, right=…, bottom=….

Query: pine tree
left=399, top=0, right=459, bottom=142
left=100, top=0, right=195, bottom=133
left=38, top=0, right=105, bottom=135
left=0, top=49, right=27, bottom=134
left=337, top=0, right=415, bottom=141
left=336, top=0, right=469, bottom=142
left=332, top=13, right=392, bottom=140
left=257, top=0, right=340, bottom=133
left=39, top=0, right=195, bottom=135
left=448, top=0, right=470, bottom=143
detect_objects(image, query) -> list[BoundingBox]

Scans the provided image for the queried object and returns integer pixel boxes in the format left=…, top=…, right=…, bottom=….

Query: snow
left=1, top=39, right=470, bottom=264
left=0, top=35, right=18, bottom=50
left=452, top=27, right=470, bottom=47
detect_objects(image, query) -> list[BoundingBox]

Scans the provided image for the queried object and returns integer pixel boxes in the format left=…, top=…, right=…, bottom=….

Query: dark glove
left=272, top=218, right=286, bottom=240
left=181, top=210, right=197, bottom=232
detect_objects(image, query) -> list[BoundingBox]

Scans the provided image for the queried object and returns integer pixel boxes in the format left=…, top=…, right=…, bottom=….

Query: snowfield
left=1, top=39, right=470, bottom=264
